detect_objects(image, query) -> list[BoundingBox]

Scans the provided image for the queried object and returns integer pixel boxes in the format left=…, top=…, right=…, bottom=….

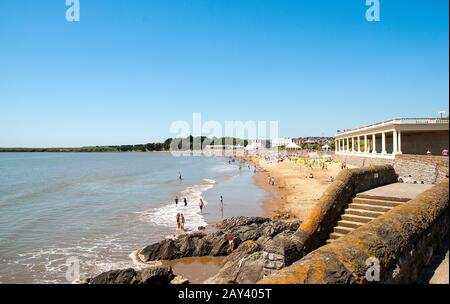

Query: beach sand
left=250, top=157, right=342, bottom=221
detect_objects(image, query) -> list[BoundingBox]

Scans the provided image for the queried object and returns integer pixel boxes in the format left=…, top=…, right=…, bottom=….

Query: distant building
left=271, top=138, right=292, bottom=148
left=205, top=144, right=244, bottom=150
left=247, top=139, right=271, bottom=149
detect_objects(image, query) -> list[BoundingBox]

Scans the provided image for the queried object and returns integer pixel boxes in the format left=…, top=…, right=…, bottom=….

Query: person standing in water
left=176, top=213, right=181, bottom=230
left=220, top=195, right=224, bottom=218
left=180, top=213, right=185, bottom=232
left=175, top=196, right=179, bottom=206
left=199, top=199, right=204, bottom=214
left=184, top=197, right=188, bottom=206
left=178, top=172, right=182, bottom=183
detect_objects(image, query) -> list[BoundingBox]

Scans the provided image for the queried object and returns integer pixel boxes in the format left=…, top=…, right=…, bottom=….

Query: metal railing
left=336, top=117, right=449, bottom=134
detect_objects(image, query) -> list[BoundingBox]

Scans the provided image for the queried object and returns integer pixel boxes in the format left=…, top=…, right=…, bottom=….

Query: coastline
left=155, top=155, right=342, bottom=283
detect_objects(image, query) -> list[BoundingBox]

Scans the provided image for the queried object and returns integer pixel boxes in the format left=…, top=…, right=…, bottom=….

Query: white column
left=357, top=136, right=361, bottom=153
left=392, top=130, right=398, bottom=155
left=364, top=135, right=368, bottom=153
left=381, top=132, right=387, bottom=155
left=372, top=134, right=376, bottom=154
left=335, top=140, right=338, bottom=152
left=351, top=137, right=355, bottom=152
left=346, top=138, right=349, bottom=152
left=397, top=131, right=402, bottom=154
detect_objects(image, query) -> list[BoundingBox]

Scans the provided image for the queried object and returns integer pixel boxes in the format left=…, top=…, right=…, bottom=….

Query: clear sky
left=0, top=0, right=448, bottom=147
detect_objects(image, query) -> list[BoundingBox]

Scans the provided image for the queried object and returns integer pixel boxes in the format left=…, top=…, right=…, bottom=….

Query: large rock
left=87, top=268, right=139, bottom=284
left=87, top=266, right=175, bottom=284
left=205, top=240, right=264, bottom=284
left=139, top=266, right=175, bottom=284
left=138, top=217, right=300, bottom=262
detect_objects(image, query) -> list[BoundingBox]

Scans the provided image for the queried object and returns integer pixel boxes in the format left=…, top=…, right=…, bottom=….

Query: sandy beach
left=248, top=156, right=343, bottom=221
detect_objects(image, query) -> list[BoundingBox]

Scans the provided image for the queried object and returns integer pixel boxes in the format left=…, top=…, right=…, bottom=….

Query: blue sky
left=0, top=0, right=448, bottom=147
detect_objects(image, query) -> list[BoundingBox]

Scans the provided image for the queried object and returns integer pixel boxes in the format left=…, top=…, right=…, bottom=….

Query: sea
left=0, top=152, right=268, bottom=283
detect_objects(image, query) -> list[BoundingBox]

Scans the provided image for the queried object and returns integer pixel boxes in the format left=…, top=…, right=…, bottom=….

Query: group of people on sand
left=398, top=175, right=425, bottom=184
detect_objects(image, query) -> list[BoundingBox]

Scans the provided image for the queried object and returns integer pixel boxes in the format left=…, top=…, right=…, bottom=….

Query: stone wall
left=335, top=154, right=449, bottom=184
left=253, top=165, right=397, bottom=280
left=293, top=165, right=398, bottom=255
left=394, top=154, right=449, bottom=184
left=258, top=179, right=449, bottom=284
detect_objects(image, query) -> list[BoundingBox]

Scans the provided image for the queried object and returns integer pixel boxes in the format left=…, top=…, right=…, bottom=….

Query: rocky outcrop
left=138, top=216, right=300, bottom=262
left=86, top=266, right=175, bottom=284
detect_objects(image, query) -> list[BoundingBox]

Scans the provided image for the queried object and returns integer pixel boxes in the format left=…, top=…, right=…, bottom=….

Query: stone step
left=337, top=219, right=365, bottom=229
left=326, top=239, right=335, bottom=244
left=352, top=197, right=403, bottom=208
left=341, top=213, right=374, bottom=223
left=348, top=202, right=393, bottom=213
left=333, top=226, right=354, bottom=235
left=329, top=232, right=346, bottom=240
left=355, top=194, right=410, bottom=203
left=344, top=208, right=384, bottom=218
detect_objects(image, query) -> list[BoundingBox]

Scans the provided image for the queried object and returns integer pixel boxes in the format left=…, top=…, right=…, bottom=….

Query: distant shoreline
left=0, top=148, right=171, bottom=153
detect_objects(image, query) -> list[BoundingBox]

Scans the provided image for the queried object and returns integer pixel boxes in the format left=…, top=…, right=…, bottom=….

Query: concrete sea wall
left=293, top=165, right=398, bottom=253
left=335, top=154, right=449, bottom=184
left=259, top=179, right=449, bottom=284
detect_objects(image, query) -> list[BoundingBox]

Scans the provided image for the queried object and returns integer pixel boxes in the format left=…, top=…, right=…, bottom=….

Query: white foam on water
left=137, top=179, right=216, bottom=232
left=8, top=233, right=139, bottom=283
left=4, top=179, right=220, bottom=283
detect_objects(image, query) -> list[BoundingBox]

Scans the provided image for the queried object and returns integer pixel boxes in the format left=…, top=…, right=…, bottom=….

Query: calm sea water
left=0, top=152, right=267, bottom=283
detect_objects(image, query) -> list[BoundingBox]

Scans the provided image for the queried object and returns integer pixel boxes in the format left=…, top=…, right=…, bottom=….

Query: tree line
left=0, top=136, right=248, bottom=152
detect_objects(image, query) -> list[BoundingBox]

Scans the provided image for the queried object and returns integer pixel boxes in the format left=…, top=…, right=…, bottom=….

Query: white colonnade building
left=335, top=118, right=449, bottom=159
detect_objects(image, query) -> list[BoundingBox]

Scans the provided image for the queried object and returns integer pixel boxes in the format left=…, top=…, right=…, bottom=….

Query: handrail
left=336, top=117, right=449, bottom=134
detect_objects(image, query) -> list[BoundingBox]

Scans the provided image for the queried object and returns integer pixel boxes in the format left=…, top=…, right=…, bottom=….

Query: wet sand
left=162, top=256, right=225, bottom=283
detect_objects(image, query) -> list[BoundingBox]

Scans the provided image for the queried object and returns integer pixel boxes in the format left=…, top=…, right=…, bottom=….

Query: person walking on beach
left=199, top=198, right=204, bottom=214
left=267, top=176, right=271, bottom=184
left=175, top=196, right=179, bottom=206
left=271, top=176, right=275, bottom=186
left=184, top=197, right=188, bottom=206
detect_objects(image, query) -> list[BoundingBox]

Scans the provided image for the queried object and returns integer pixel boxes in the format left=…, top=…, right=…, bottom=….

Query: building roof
left=336, top=117, right=449, bottom=138
left=286, top=142, right=301, bottom=149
